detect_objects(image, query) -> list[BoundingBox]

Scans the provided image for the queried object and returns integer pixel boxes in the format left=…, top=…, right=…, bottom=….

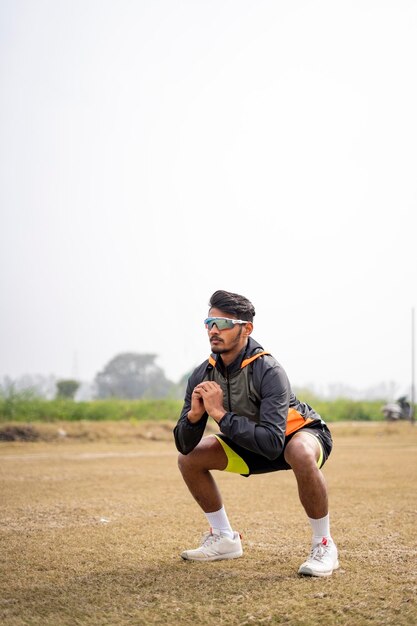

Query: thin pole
left=412, top=307, right=415, bottom=425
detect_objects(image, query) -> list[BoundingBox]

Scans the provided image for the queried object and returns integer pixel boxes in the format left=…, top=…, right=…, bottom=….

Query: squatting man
left=174, top=290, right=339, bottom=577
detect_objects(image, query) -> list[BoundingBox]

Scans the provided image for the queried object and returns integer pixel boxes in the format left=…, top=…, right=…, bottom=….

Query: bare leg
left=178, top=437, right=243, bottom=561
left=286, top=432, right=339, bottom=575
left=284, top=433, right=328, bottom=519
left=178, top=436, right=228, bottom=513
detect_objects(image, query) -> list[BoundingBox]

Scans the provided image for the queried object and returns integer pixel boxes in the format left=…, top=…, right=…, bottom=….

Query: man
left=174, top=290, right=339, bottom=577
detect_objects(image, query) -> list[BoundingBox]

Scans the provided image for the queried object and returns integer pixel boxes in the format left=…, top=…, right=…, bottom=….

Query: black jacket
left=173, top=337, right=321, bottom=460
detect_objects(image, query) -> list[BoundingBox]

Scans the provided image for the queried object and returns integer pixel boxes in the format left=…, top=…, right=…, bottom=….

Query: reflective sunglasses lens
left=215, top=319, right=233, bottom=330
left=204, top=318, right=234, bottom=330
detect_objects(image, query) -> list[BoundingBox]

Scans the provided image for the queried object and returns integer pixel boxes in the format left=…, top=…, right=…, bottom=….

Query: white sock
left=205, top=506, right=234, bottom=539
left=308, top=513, right=332, bottom=546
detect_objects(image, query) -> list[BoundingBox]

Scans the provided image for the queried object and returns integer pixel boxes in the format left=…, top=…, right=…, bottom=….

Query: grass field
left=1, top=421, right=416, bottom=625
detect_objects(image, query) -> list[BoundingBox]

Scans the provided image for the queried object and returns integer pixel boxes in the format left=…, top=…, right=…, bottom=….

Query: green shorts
left=214, top=421, right=333, bottom=477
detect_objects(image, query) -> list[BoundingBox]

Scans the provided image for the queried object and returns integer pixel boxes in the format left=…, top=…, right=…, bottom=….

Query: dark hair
left=209, top=290, right=255, bottom=322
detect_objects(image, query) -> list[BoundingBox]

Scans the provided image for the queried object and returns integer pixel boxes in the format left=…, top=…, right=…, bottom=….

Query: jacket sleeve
left=217, top=357, right=290, bottom=460
left=173, top=370, right=209, bottom=455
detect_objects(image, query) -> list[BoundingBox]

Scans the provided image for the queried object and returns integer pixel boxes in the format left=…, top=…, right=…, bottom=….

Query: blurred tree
left=94, top=353, right=172, bottom=399
left=1, top=374, right=57, bottom=399
left=56, top=379, right=80, bottom=400
left=172, top=369, right=194, bottom=399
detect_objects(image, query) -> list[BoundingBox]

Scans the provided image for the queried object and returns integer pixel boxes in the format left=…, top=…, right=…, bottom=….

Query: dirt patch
left=0, top=419, right=218, bottom=444
left=0, top=425, right=40, bottom=442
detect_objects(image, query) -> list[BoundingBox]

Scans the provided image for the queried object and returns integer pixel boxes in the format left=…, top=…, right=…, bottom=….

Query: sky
left=1, top=0, right=416, bottom=398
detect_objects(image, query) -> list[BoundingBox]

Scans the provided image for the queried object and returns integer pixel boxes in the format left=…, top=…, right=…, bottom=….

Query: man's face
left=206, top=307, right=252, bottom=356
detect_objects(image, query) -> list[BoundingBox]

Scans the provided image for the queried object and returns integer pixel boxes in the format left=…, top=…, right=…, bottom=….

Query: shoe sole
left=298, top=560, right=340, bottom=577
left=181, top=550, right=243, bottom=562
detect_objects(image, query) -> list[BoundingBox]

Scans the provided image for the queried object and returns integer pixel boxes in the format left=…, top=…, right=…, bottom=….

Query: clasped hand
left=188, top=381, right=226, bottom=423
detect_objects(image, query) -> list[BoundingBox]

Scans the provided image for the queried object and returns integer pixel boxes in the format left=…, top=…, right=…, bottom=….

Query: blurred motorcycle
left=382, top=396, right=411, bottom=421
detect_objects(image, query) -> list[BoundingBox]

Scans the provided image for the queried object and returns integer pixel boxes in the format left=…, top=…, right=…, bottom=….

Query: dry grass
left=1, top=421, right=416, bottom=625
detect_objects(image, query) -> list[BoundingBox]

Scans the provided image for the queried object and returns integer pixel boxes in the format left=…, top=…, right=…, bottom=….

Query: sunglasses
left=204, top=317, right=248, bottom=331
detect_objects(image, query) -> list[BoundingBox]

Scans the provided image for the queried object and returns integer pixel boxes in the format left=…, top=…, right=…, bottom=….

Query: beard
left=210, top=326, right=243, bottom=354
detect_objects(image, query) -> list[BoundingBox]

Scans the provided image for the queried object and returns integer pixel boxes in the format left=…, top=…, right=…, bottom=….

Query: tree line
left=0, top=353, right=189, bottom=401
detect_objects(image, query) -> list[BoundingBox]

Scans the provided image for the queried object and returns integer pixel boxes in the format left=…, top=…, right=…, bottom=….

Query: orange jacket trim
left=240, top=351, right=270, bottom=368
left=209, top=351, right=269, bottom=370
left=286, top=408, right=314, bottom=435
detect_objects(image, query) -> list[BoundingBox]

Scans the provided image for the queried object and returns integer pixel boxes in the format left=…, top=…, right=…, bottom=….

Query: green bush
left=0, top=389, right=392, bottom=423
left=312, top=398, right=384, bottom=422
left=0, top=394, right=183, bottom=423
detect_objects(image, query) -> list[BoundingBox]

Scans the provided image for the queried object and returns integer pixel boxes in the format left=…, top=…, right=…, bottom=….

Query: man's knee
left=177, top=436, right=227, bottom=474
left=177, top=451, right=188, bottom=474
left=284, top=434, right=319, bottom=470
left=177, top=448, right=199, bottom=475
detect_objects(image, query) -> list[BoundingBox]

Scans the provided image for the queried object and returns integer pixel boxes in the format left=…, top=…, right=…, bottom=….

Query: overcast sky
left=1, top=1, right=416, bottom=397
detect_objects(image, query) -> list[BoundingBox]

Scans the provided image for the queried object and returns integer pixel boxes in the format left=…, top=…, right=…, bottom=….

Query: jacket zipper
left=226, top=371, right=232, bottom=411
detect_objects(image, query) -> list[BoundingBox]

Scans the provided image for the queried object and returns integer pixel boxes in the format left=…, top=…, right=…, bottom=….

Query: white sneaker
left=298, top=538, right=339, bottom=577
left=181, top=528, right=243, bottom=562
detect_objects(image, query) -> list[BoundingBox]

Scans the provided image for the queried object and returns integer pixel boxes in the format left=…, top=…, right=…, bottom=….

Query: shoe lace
left=309, top=542, right=330, bottom=562
left=200, top=531, right=221, bottom=548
